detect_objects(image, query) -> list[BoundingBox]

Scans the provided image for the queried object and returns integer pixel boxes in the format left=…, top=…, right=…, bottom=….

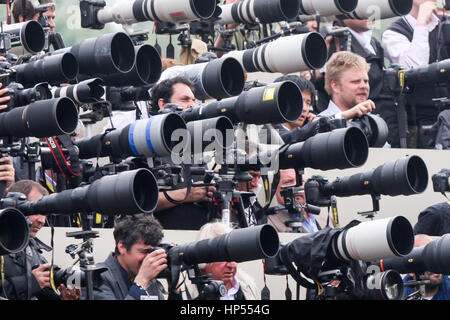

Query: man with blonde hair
left=320, top=51, right=376, bottom=120
left=182, top=222, right=260, bottom=300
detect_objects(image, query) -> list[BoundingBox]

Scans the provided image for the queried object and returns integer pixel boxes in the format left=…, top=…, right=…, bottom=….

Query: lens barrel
left=225, top=32, right=327, bottom=74
left=18, top=169, right=159, bottom=215
left=13, top=53, right=79, bottom=87
left=345, top=0, right=413, bottom=20
left=55, top=32, right=136, bottom=79
left=75, top=113, right=187, bottom=159
left=159, top=57, right=245, bottom=101
left=298, top=0, right=357, bottom=16
left=101, top=44, right=162, bottom=87
left=0, top=208, right=30, bottom=255
left=180, top=80, right=302, bottom=125
left=322, top=155, right=429, bottom=198
left=0, top=97, right=79, bottom=138
left=279, top=127, right=369, bottom=170
left=1, top=21, right=46, bottom=55
left=175, top=224, right=280, bottom=266
left=186, top=116, right=234, bottom=152
left=380, top=234, right=450, bottom=275
left=54, top=78, right=105, bottom=103
left=218, top=0, right=299, bottom=25
left=97, top=0, right=217, bottom=25
left=332, top=216, right=414, bottom=262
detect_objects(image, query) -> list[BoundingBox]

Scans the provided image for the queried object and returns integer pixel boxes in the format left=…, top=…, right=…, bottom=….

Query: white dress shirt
left=318, top=99, right=344, bottom=119
left=382, top=14, right=440, bottom=70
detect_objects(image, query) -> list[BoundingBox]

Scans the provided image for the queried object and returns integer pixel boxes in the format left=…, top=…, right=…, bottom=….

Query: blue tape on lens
left=146, top=117, right=156, bottom=154
left=128, top=122, right=139, bottom=156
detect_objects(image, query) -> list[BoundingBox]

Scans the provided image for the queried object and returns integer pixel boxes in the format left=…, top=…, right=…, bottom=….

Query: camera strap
left=279, top=245, right=316, bottom=290
left=44, top=135, right=81, bottom=179
left=163, top=163, right=193, bottom=204
left=1, top=256, right=8, bottom=299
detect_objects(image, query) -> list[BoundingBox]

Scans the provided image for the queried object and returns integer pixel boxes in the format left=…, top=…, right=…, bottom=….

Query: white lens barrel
left=298, top=0, right=357, bottom=16
left=333, top=216, right=414, bottom=262
left=98, top=0, right=216, bottom=25
left=348, top=0, right=413, bottom=20
left=224, top=33, right=327, bottom=73
left=97, top=1, right=137, bottom=25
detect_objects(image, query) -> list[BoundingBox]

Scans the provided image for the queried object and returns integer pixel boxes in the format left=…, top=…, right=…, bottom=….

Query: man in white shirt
left=382, top=0, right=448, bottom=148
left=319, top=51, right=375, bottom=120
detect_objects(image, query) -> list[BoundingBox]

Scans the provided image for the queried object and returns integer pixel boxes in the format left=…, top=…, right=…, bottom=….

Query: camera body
left=432, top=169, right=450, bottom=193
left=79, top=0, right=106, bottom=29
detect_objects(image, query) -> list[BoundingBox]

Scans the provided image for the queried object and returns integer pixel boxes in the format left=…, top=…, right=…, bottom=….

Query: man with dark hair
left=272, top=75, right=318, bottom=144
left=93, top=214, right=179, bottom=300
left=149, top=76, right=196, bottom=114
left=0, top=180, right=80, bottom=300
left=150, top=76, right=215, bottom=230
left=12, top=0, right=56, bottom=32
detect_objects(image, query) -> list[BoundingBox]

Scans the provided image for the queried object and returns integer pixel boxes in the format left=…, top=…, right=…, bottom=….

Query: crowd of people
left=0, top=0, right=448, bottom=302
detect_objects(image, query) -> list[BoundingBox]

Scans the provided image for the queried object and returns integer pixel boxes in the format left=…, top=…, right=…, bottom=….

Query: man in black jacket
left=92, top=214, right=180, bottom=300
left=0, top=180, right=80, bottom=300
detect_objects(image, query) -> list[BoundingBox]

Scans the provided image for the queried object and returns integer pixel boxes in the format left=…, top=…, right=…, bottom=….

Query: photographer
left=182, top=222, right=259, bottom=300
left=272, top=75, right=319, bottom=144
left=12, top=0, right=55, bottom=33
left=0, top=180, right=80, bottom=300
left=92, top=214, right=180, bottom=300
left=150, top=77, right=215, bottom=230
left=267, top=169, right=321, bottom=233
left=328, top=18, right=399, bottom=148
left=382, top=0, right=449, bottom=148
left=403, top=234, right=450, bottom=300
left=319, top=51, right=376, bottom=120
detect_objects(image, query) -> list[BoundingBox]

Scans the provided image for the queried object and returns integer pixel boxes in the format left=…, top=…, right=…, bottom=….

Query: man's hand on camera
left=0, top=83, right=11, bottom=111
left=0, top=156, right=15, bottom=188
left=341, top=100, right=375, bottom=120
left=186, top=185, right=216, bottom=202
left=58, top=284, right=82, bottom=300
left=134, top=249, right=168, bottom=289
left=32, top=263, right=52, bottom=289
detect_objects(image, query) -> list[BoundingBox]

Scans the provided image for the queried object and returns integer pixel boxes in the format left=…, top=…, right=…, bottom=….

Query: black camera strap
left=163, top=163, right=193, bottom=204
left=279, top=245, right=316, bottom=290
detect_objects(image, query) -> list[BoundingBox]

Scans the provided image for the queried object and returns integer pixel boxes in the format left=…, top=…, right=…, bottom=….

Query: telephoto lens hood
left=0, top=208, right=30, bottom=255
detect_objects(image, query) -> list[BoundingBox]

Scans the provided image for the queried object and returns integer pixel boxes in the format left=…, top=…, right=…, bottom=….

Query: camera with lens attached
left=432, top=169, right=450, bottom=193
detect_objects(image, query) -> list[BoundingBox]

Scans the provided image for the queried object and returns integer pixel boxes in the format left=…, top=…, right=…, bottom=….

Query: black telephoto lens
left=176, top=224, right=280, bottom=266
left=17, top=169, right=159, bottom=215
left=13, top=53, right=79, bottom=87
left=0, top=208, right=30, bottom=255
left=0, top=97, right=79, bottom=138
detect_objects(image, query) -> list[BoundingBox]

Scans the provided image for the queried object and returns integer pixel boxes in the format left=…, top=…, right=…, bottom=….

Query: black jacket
left=0, top=237, right=59, bottom=300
